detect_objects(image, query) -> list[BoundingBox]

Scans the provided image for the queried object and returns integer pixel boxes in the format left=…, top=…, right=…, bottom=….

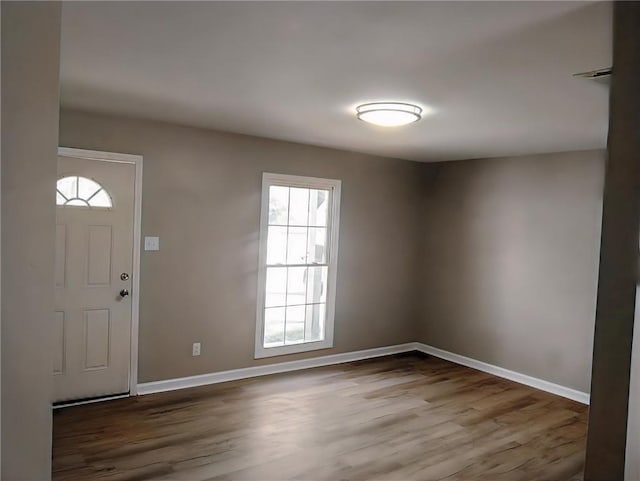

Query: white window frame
left=255, top=173, right=341, bottom=359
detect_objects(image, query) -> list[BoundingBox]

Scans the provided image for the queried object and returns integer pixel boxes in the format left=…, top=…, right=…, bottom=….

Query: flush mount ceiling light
left=356, top=102, right=422, bottom=127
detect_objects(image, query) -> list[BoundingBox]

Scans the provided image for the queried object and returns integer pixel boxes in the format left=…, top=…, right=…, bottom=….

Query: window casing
left=255, top=173, right=341, bottom=358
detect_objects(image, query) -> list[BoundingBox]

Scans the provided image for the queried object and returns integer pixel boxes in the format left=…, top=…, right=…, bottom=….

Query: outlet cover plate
left=144, top=236, right=160, bottom=251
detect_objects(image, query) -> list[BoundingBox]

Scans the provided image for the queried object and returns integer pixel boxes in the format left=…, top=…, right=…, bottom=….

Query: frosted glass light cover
left=356, top=102, right=422, bottom=127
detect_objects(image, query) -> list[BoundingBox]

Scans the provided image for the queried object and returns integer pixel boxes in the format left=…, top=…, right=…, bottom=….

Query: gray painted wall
left=60, top=112, right=606, bottom=396
left=1, top=2, right=61, bottom=479
left=60, top=110, right=425, bottom=383
left=417, top=150, right=605, bottom=393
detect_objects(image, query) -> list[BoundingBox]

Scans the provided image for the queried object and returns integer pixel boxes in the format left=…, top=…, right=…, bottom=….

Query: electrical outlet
left=192, top=342, right=201, bottom=356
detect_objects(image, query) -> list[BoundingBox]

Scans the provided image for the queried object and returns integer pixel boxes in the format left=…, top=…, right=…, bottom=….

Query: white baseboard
left=413, top=342, right=590, bottom=405
left=136, top=341, right=590, bottom=405
left=137, top=343, right=416, bottom=395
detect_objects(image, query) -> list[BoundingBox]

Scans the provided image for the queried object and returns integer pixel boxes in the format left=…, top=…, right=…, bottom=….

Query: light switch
left=144, top=236, right=160, bottom=251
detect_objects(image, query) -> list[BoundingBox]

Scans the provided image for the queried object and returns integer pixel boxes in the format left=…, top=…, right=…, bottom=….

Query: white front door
left=54, top=155, right=136, bottom=402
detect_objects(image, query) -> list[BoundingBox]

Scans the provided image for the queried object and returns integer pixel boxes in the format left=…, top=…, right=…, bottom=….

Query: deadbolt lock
left=120, top=273, right=130, bottom=281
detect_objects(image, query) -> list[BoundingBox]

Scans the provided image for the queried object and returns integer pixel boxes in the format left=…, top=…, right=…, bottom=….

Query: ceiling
left=60, top=1, right=612, bottom=162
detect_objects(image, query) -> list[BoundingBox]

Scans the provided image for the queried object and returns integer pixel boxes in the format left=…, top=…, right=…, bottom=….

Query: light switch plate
left=144, top=236, right=160, bottom=251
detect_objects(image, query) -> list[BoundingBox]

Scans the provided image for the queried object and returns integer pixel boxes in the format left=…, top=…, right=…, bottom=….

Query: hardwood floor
left=53, top=353, right=588, bottom=481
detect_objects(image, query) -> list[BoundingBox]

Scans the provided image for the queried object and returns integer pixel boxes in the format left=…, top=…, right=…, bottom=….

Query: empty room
left=2, top=1, right=640, bottom=480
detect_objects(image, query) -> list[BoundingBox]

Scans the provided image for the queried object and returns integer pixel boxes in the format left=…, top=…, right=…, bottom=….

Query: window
left=56, top=176, right=112, bottom=208
left=255, top=173, right=341, bottom=358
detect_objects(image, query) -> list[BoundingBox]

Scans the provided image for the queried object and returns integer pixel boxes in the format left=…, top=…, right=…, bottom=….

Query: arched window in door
left=56, top=176, right=112, bottom=208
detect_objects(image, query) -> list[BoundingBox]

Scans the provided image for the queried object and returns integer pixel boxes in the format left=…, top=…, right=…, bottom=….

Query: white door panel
left=53, top=311, right=65, bottom=375
left=55, top=224, right=67, bottom=288
left=87, top=225, right=113, bottom=286
left=54, top=156, right=135, bottom=402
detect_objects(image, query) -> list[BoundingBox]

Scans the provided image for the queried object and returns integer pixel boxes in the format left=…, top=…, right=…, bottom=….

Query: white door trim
left=57, top=147, right=143, bottom=396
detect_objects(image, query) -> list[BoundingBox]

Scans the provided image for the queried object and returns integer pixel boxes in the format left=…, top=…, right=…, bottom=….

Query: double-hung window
left=255, top=173, right=341, bottom=358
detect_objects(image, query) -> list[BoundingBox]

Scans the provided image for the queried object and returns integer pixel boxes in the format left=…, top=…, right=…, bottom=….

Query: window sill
left=254, top=339, right=334, bottom=359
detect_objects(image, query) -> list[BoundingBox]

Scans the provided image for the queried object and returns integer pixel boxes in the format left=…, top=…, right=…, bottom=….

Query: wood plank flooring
left=52, top=353, right=588, bottom=481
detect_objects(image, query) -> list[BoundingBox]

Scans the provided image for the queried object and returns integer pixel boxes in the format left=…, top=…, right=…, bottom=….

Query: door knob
left=119, top=289, right=129, bottom=298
